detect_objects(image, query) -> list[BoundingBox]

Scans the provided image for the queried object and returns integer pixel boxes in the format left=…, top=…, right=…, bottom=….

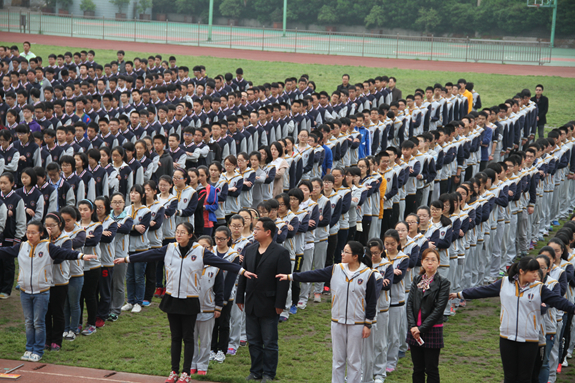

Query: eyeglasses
left=112, top=201, right=124, bottom=205
left=26, top=231, right=39, bottom=236
left=230, top=224, right=243, bottom=229
left=215, top=236, right=228, bottom=241
left=406, top=221, right=418, bottom=225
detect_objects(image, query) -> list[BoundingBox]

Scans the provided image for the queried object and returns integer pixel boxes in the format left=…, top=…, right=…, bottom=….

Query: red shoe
left=164, top=371, right=178, bottom=383
left=161, top=287, right=166, bottom=297
left=176, top=373, right=191, bottom=383
left=154, top=287, right=163, bottom=298
left=557, top=364, right=562, bottom=373
left=95, top=318, right=106, bottom=328
left=190, top=369, right=196, bottom=375
left=197, top=371, right=207, bottom=375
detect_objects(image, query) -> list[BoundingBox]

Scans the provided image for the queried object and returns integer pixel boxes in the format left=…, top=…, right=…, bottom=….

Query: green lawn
left=2, top=41, right=574, bottom=128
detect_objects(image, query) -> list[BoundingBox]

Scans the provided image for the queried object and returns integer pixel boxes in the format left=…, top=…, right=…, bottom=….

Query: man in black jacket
left=531, top=84, right=548, bottom=139
left=237, top=217, right=291, bottom=382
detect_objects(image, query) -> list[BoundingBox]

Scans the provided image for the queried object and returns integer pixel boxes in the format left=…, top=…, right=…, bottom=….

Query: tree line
left=151, top=0, right=574, bottom=38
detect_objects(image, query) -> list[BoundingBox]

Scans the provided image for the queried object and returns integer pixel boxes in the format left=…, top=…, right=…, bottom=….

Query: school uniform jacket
left=126, top=205, right=152, bottom=253
left=0, top=240, right=84, bottom=294
left=127, top=243, right=244, bottom=301
left=291, top=263, right=378, bottom=325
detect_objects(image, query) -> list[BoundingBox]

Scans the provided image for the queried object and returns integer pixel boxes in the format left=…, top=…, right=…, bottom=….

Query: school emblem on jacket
left=208, top=272, right=214, bottom=278
left=358, top=279, right=364, bottom=285
left=97, top=177, right=101, bottom=183
left=26, top=152, right=31, bottom=157
left=30, top=201, right=35, bottom=206
left=440, top=230, right=445, bottom=236
left=191, top=255, right=197, bottom=261
left=38, top=252, right=44, bottom=258
left=183, top=198, right=188, bottom=203
left=527, top=293, right=534, bottom=301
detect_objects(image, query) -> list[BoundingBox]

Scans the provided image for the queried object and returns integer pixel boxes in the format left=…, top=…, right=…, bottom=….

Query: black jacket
left=531, top=95, right=548, bottom=125
left=406, top=273, right=450, bottom=333
left=236, top=241, right=291, bottom=318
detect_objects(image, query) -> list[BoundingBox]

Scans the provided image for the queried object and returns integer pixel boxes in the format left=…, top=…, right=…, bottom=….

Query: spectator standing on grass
left=388, top=77, right=402, bottom=103
left=531, top=84, right=548, bottom=139
left=21, top=42, right=36, bottom=61
left=237, top=218, right=291, bottom=383
left=337, top=74, right=353, bottom=92
left=406, top=248, right=450, bottom=383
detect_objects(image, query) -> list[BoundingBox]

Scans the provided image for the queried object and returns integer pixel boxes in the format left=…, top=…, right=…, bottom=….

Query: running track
left=4, top=32, right=575, bottom=78
left=0, top=359, right=216, bottom=383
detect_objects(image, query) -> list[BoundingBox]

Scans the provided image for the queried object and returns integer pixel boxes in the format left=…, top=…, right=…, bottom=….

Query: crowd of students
left=0, top=42, right=574, bottom=383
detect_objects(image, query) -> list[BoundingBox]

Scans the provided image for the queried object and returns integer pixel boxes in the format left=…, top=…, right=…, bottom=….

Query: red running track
left=3, top=32, right=575, bottom=78
left=0, top=359, right=217, bottom=383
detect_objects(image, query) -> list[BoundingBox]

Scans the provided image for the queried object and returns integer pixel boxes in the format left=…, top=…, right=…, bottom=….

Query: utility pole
left=282, top=0, right=287, bottom=37
left=208, top=0, right=214, bottom=41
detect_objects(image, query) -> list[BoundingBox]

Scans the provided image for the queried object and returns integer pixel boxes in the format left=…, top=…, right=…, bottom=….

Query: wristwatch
left=364, top=324, right=372, bottom=329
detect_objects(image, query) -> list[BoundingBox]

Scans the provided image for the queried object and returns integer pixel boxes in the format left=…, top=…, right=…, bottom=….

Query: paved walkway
left=0, top=359, right=217, bottom=383
left=3, top=32, right=575, bottom=78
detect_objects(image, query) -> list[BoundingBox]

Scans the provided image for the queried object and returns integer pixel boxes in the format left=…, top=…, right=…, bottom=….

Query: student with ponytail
left=451, top=256, right=575, bottom=383
left=277, top=240, right=380, bottom=383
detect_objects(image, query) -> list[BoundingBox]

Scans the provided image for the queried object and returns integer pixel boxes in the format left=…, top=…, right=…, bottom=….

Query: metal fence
left=0, top=10, right=552, bottom=65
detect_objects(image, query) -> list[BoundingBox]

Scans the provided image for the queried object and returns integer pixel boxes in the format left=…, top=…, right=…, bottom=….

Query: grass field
left=1, top=41, right=575, bottom=381
left=2, top=219, right=575, bottom=383
left=1, top=41, right=574, bottom=128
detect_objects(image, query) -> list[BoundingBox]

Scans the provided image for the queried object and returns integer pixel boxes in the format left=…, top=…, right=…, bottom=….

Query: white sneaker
left=562, top=359, right=569, bottom=367
left=29, top=353, right=42, bottom=362
left=66, top=332, right=76, bottom=341
left=209, top=350, right=216, bottom=361
left=131, top=304, right=142, bottom=313
left=313, top=293, right=321, bottom=303
left=568, top=352, right=573, bottom=359
left=297, top=301, right=307, bottom=310
left=62, top=331, right=69, bottom=338
left=21, top=351, right=32, bottom=361
left=121, top=303, right=133, bottom=311
left=214, top=350, right=226, bottom=363
left=374, top=378, right=384, bottom=383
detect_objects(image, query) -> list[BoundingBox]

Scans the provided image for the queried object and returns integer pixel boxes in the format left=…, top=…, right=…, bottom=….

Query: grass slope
left=1, top=41, right=574, bottom=128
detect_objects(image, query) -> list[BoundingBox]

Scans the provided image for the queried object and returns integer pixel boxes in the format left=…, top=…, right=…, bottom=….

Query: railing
left=0, top=10, right=552, bottom=65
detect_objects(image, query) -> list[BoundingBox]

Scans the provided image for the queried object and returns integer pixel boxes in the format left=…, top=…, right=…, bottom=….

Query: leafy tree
left=415, top=8, right=441, bottom=33
left=135, top=0, right=152, bottom=14
left=110, top=0, right=131, bottom=13
left=219, top=0, right=243, bottom=18
left=364, top=5, right=385, bottom=29
left=80, top=0, right=96, bottom=12
left=317, top=4, right=339, bottom=25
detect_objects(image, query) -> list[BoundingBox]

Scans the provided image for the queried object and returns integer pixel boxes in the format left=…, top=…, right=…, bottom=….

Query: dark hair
left=176, top=222, right=194, bottom=237
left=508, top=256, right=540, bottom=280
left=257, top=217, right=277, bottom=237
left=198, top=235, right=214, bottom=247
left=21, top=167, right=37, bottom=187
left=95, top=196, right=111, bottom=217
left=0, top=172, right=14, bottom=184
left=536, top=253, right=551, bottom=271
left=367, top=238, right=384, bottom=252
left=44, top=211, right=65, bottom=232
left=229, top=214, right=245, bottom=226
left=27, top=220, right=47, bottom=239
left=548, top=237, right=568, bottom=261
left=538, top=246, right=556, bottom=260
left=419, top=249, right=440, bottom=275
left=215, top=226, right=233, bottom=247
left=78, top=199, right=98, bottom=222
left=430, top=200, right=452, bottom=227
left=60, top=206, right=77, bottom=221
left=383, top=229, right=402, bottom=251
left=130, top=184, right=146, bottom=203
left=347, top=240, right=371, bottom=268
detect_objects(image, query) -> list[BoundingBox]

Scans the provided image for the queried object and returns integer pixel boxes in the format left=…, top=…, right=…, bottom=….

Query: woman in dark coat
left=406, top=248, right=450, bottom=383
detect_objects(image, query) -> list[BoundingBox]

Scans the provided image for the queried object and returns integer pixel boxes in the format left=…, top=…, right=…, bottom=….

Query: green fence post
left=362, top=32, right=365, bottom=56
left=328, top=31, right=331, bottom=54
left=230, top=23, right=232, bottom=49
left=262, top=25, right=265, bottom=51
left=396, top=33, right=399, bottom=59
left=103, top=16, right=105, bottom=40
left=71, top=14, right=73, bottom=37
left=295, top=27, right=297, bottom=53
left=430, top=35, right=433, bottom=60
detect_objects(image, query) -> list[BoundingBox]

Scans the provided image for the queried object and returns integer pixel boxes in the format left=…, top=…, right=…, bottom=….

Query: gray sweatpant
left=110, top=262, right=127, bottom=316
left=332, top=322, right=364, bottom=383
left=299, top=247, right=316, bottom=303
left=192, top=316, right=215, bottom=371
left=373, top=311, right=389, bottom=380
left=313, top=241, right=329, bottom=294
